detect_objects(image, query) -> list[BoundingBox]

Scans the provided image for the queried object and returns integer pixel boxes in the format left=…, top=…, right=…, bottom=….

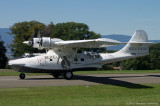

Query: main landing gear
left=19, top=73, right=25, bottom=79
left=52, top=71, right=73, bottom=80
left=19, top=71, right=74, bottom=80
left=64, top=71, right=73, bottom=80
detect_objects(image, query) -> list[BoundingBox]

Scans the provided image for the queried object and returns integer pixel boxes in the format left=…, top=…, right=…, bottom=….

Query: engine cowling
left=23, top=37, right=63, bottom=49
left=41, top=37, right=51, bottom=48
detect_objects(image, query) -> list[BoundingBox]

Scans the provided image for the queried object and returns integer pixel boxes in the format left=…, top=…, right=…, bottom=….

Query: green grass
left=0, top=84, right=160, bottom=106
left=0, top=69, right=160, bottom=105
left=0, top=69, right=160, bottom=76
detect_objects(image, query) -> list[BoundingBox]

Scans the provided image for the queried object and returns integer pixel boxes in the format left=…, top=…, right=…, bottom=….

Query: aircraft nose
left=8, top=59, right=16, bottom=68
left=8, top=59, right=24, bottom=66
left=8, top=60, right=14, bottom=69
left=8, top=59, right=26, bottom=71
left=8, top=60, right=13, bottom=66
left=8, top=58, right=18, bottom=65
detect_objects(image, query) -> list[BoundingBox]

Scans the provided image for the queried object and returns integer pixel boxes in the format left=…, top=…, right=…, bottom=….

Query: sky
left=0, top=0, right=160, bottom=40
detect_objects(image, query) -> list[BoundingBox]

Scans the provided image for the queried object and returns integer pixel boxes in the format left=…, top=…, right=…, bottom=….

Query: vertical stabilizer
left=118, top=30, right=149, bottom=56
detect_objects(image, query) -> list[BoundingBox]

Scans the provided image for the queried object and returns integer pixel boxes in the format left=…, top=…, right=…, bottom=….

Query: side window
left=74, top=58, right=78, bottom=61
left=131, top=53, right=136, bottom=55
left=81, top=58, right=84, bottom=61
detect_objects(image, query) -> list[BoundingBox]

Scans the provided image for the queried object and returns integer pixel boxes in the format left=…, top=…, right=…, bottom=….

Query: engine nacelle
left=32, top=38, right=40, bottom=48
left=31, top=37, right=63, bottom=49
left=41, top=37, right=51, bottom=48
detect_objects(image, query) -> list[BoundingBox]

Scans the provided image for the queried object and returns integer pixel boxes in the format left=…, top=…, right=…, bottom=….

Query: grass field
left=0, top=69, right=160, bottom=76
left=0, top=69, right=160, bottom=105
left=0, top=84, right=160, bottom=106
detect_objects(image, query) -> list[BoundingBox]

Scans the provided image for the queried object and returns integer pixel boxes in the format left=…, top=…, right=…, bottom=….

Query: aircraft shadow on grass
left=25, top=75, right=153, bottom=89
left=73, top=75, right=153, bottom=89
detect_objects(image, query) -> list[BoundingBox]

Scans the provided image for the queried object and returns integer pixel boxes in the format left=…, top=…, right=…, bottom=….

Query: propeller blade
left=37, top=31, right=41, bottom=38
left=37, top=31, right=43, bottom=49
left=31, top=31, right=35, bottom=46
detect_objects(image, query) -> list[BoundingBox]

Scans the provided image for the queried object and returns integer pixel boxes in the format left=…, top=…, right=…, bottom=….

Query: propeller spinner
left=23, top=31, right=43, bottom=49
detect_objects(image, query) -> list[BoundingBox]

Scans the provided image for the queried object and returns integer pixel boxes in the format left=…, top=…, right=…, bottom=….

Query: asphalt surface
left=0, top=73, right=160, bottom=88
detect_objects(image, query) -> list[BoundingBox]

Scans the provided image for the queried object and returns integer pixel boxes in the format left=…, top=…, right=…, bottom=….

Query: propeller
left=23, top=31, right=34, bottom=46
left=23, top=30, right=43, bottom=49
left=31, top=31, right=35, bottom=46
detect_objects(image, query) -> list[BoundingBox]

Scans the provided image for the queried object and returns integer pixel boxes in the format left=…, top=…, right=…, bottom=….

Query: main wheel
left=19, top=73, right=25, bottom=79
left=64, top=71, right=73, bottom=80
left=52, top=73, right=61, bottom=79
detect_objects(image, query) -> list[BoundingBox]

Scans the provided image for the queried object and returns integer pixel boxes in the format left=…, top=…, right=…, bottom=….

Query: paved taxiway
left=0, top=73, right=160, bottom=88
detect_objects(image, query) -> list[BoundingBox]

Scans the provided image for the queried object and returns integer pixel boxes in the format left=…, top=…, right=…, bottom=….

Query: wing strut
left=57, top=49, right=62, bottom=64
left=72, top=48, right=78, bottom=62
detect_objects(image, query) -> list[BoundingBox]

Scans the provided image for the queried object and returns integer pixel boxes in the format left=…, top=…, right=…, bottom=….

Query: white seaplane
left=8, top=30, right=152, bottom=80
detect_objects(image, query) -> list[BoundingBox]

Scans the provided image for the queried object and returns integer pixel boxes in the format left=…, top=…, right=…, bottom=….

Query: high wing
left=23, top=37, right=123, bottom=49
left=54, top=38, right=122, bottom=48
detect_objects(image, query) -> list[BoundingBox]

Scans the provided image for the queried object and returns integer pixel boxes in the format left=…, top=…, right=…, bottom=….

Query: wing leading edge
left=54, top=38, right=122, bottom=48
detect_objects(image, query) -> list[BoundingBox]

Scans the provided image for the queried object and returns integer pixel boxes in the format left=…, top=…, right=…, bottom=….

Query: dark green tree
left=52, top=22, right=100, bottom=40
left=0, top=36, right=8, bottom=68
left=52, top=22, right=106, bottom=53
left=41, top=22, right=55, bottom=37
left=149, top=43, right=160, bottom=69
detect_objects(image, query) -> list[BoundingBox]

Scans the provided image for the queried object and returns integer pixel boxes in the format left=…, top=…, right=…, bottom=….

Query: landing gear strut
left=19, top=73, right=25, bottom=79
left=64, top=71, right=73, bottom=80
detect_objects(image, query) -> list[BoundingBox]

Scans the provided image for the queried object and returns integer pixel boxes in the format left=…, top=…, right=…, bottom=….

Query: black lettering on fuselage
left=129, top=47, right=147, bottom=51
left=44, top=56, right=58, bottom=60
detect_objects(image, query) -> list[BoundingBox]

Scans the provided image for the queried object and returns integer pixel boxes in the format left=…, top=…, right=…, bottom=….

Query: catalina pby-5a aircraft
left=9, top=30, right=152, bottom=80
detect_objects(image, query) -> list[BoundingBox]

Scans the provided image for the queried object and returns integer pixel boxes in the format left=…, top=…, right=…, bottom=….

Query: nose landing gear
left=19, top=73, right=25, bottom=79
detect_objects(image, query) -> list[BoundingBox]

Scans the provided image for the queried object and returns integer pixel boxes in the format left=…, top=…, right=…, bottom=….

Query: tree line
left=0, top=36, right=7, bottom=68
left=120, top=43, right=160, bottom=70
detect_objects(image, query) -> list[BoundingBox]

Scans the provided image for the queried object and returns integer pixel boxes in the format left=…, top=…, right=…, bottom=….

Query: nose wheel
left=19, top=73, right=25, bottom=79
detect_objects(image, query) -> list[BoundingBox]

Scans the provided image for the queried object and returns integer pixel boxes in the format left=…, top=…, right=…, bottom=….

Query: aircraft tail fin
left=118, top=30, right=151, bottom=56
